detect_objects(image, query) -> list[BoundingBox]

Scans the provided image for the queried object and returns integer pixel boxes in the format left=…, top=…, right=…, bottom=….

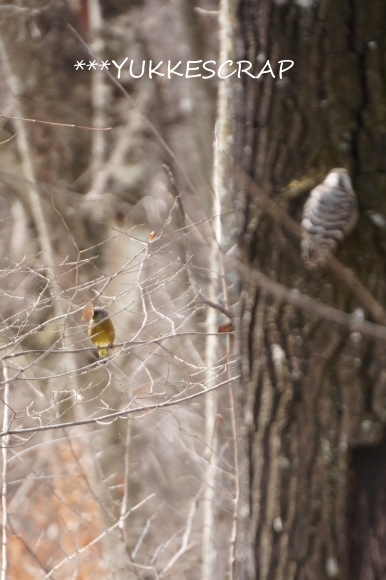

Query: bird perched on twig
left=301, top=168, right=358, bottom=268
left=82, top=304, right=115, bottom=359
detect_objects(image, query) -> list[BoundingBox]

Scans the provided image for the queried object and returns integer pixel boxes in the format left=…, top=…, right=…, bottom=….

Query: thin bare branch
left=0, top=114, right=111, bottom=131
left=159, top=485, right=203, bottom=577
left=1, top=364, right=11, bottom=580
left=0, top=376, right=239, bottom=438
left=163, top=164, right=232, bottom=319
left=235, top=258, right=385, bottom=337
left=8, top=519, right=49, bottom=575
left=42, top=493, right=156, bottom=579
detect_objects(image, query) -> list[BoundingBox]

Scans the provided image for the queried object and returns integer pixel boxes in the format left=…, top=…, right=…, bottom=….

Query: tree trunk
left=233, top=1, right=386, bottom=579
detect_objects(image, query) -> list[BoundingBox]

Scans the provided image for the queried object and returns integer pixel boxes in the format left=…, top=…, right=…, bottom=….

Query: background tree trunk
left=233, top=1, right=386, bottom=579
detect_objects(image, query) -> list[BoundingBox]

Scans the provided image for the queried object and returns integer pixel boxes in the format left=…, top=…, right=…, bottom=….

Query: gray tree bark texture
left=233, top=1, right=386, bottom=579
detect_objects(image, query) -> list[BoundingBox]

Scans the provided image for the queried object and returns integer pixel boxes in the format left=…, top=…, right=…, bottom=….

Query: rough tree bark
left=233, top=1, right=386, bottom=579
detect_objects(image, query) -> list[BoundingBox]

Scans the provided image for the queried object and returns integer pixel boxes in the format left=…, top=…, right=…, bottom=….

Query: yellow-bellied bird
left=82, top=305, right=115, bottom=359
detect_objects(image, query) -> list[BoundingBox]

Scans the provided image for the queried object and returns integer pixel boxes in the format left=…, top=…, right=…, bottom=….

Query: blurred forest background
left=2, top=1, right=386, bottom=580
left=0, top=1, right=238, bottom=579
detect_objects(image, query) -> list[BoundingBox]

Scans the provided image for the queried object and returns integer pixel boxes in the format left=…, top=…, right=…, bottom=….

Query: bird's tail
left=98, top=348, right=109, bottom=359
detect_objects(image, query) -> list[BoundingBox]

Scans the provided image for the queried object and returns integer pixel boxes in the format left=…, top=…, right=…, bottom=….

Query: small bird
left=82, top=305, right=115, bottom=359
left=301, top=168, right=358, bottom=267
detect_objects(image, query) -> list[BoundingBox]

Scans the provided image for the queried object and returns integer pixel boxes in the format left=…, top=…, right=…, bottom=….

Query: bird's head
left=324, top=168, right=352, bottom=191
left=92, top=308, right=109, bottom=323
